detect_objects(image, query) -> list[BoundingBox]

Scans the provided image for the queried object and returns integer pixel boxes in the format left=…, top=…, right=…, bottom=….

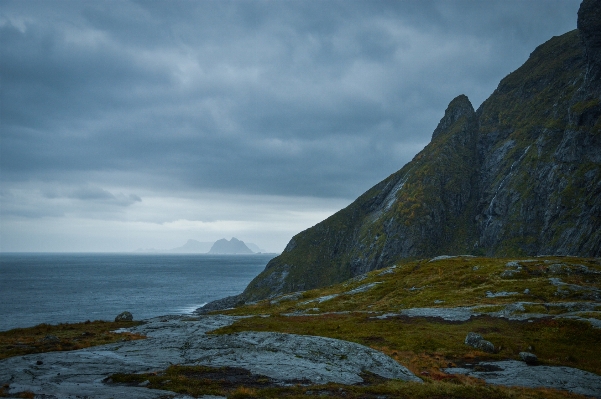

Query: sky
left=0, top=0, right=582, bottom=253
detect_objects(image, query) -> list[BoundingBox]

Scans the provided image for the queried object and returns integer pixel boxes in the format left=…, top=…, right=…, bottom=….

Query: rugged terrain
left=208, top=255, right=601, bottom=398
left=207, top=0, right=601, bottom=306
left=2, top=2, right=600, bottom=398
left=2, top=255, right=600, bottom=398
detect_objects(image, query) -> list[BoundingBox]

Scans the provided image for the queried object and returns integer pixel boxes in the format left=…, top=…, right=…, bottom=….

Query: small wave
left=178, top=303, right=207, bottom=314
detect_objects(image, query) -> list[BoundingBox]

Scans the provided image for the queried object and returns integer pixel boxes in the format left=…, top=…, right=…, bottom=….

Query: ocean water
left=0, top=253, right=275, bottom=331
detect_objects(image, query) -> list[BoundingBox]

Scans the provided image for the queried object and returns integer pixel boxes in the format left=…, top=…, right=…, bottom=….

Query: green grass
left=107, top=364, right=589, bottom=399
left=212, top=314, right=601, bottom=376
left=0, top=320, right=144, bottom=361
left=224, top=257, right=601, bottom=317
left=208, top=256, right=601, bottom=383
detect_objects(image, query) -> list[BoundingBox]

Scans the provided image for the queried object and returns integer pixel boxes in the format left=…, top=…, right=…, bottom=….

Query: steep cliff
left=201, top=0, right=601, bottom=308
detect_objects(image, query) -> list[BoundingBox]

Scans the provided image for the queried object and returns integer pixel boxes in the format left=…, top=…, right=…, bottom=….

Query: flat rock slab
left=445, top=360, right=601, bottom=398
left=376, top=303, right=601, bottom=328
left=398, top=306, right=476, bottom=321
left=0, top=315, right=419, bottom=398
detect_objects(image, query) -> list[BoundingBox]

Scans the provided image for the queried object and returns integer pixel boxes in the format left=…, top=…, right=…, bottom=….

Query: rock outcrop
left=202, top=0, right=601, bottom=308
left=0, top=315, right=420, bottom=398
left=464, top=332, right=495, bottom=353
left=115, top=311, right=133, bottom=322
left=578, top=0, right=601, bottom=82
left=445, top=360, right=601, bottom=397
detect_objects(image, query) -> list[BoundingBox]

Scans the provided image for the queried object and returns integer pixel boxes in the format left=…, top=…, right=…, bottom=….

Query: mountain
left=201, top=0, right=601, bottom=309
left=170, top=239, right=213, bottom=253
left=208, top=238, right=254, bottom=254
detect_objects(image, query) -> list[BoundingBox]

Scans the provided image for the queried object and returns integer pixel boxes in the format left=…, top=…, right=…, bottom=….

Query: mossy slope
left=236, top=5, right=601, bottom=303
left=219, top=256, right=601, bottom=378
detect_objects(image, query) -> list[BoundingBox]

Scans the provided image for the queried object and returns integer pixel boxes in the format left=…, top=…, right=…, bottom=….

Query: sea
left=0, top=253, right=275, bottom=331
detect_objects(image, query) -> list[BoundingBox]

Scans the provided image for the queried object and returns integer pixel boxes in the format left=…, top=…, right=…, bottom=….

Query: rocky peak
left=202, top=0, right=601, bottom=309
left=431, top=94, right=475, bottom=140
left=578, top=0, right=601, bottom=81
left=208, top=237, right=254, bottom=254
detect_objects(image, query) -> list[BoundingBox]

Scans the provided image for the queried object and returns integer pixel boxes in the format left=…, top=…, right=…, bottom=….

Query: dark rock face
left=578, top=0, right=601, bottom=81
left=431, top=94, right=475, bottom=140
left=201, top=1, right=601, bottom=308
left=196, top=294, right=245, bottom=314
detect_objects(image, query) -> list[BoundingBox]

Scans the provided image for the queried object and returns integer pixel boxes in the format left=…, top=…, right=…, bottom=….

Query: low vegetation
left=3, top=256, right=600, bottom=398
left=224, top=256, right=601, bottom=315
left=0, top=320, right=144, bottom=361
left=108, top=364, right=587, bottom=399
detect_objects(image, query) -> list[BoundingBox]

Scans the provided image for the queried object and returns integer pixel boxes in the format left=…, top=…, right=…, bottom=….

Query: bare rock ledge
left=0, top=315, right=420, bottom=398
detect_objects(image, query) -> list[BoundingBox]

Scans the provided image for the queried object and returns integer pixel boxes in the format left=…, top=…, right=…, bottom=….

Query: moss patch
left=0, top=320, right=144, bottom=361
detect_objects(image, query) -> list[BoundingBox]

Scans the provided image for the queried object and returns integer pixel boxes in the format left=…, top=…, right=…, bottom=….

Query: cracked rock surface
left=376, top=302, right=601, bottom=328
left=445, top=360, right=601, bottom=398
left=0, top=315, right=419, bottom=398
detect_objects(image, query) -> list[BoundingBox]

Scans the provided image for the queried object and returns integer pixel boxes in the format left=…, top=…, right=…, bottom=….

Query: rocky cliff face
left=203, top=0, right=601, bottom=307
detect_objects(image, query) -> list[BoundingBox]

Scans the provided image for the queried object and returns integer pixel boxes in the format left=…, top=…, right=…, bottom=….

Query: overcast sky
left=1, top=0, right=581, bottom=252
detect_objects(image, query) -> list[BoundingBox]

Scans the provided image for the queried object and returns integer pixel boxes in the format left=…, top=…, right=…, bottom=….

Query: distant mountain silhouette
left=170, top=239, right=213, bottom=253
left=208, top=238, right=254, bottom=254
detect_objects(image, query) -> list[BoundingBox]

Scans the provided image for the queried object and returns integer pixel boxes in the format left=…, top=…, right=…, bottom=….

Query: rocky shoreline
left=2, top=310, right=601, bottom=398
left=0, top=314, right=419, bottom=398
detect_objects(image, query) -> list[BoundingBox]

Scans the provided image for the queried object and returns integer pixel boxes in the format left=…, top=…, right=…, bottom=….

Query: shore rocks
left=197, top=294, right=245, bottom=314
left=115, top=311, right=133, bottom=322
left=465, top=332, right=495, bottom=353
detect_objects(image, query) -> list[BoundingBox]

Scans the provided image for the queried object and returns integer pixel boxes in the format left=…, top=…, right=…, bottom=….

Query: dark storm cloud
left=1, top=0, right=581, bottom=201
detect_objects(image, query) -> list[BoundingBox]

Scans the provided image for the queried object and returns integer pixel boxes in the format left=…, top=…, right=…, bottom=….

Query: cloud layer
left=0, top=0, right=581, bottom=251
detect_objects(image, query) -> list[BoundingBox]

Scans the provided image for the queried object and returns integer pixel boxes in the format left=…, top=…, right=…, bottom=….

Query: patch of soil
left=178, top=366, right=313, bottom=387
left=361, top=335, right=387, bottom=344
left=453, top=359, right=504, bottom=372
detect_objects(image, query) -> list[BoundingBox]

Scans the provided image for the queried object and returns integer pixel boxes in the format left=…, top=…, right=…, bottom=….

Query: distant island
left=208, top=237, right=253, bottom=254
left=135, top=238, right=267, bottom=254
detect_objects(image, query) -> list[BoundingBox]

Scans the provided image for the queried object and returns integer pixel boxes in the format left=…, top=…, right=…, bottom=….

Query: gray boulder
left=519, top=352, right=538, bottom=365
left=465, top=332, right=495, bottom=353
left=114, top=311, right=133, bottom=322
